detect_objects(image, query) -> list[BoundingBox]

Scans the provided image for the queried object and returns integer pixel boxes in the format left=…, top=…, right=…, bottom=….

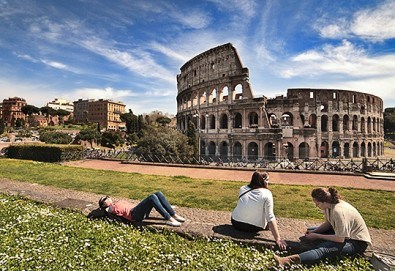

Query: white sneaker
left=173, top=214, right=186, bottom=222
left=166, top=220, right=181, bottom=227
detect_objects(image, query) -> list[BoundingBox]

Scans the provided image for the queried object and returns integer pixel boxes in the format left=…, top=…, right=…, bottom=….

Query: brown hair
left=311, top=187, right=340, bottom=204
left=248, top=171, right=269, bottom=189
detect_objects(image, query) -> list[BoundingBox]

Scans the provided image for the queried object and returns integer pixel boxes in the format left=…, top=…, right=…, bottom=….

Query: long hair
left=248, top=171, right=269, bottom=189
left=311, top=187, right=340, bottom=204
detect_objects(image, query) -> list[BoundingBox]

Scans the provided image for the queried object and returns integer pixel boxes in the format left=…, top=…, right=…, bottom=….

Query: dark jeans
left=231, top=218, right=264, bottom=233
left=131, top=191, right=175, bottom=221
left=299, top=239, right=368, bottom=264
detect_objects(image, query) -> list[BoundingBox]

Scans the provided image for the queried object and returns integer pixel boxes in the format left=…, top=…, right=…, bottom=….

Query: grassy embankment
left=0, top=158, right=393, bottom=230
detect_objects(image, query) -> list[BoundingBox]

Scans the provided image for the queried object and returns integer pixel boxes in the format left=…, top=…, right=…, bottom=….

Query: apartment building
left=2, top=97, right=27, bottom=127
left=74, top=99, right=126, bottom=130
left=46, top=98, right=74, bottom=112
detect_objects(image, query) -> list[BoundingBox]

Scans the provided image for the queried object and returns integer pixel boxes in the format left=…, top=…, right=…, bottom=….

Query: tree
left=21, top=105, right=40, bottom=116
left=186, top=121, right=198, bottom=158
left=101, top=130, right=125, bottom=148
left=135, top=126, right=194, bottom=161
left=75, top=125, right=102, bottom=147
left=120, top=110, right=137, bottom=134
left=384, top=107, right=395, bottom=139
left=40, top=106, right=57, bottom=117
left=39, top=131, right=72, bottom=144
left=0, top=121, right=5, bottom=135
left=56, top=109, right=71, bottom=124
left=156, top=116, right=171, bottom=126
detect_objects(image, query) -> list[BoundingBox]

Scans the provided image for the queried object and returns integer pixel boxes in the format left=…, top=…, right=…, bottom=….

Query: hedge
left=5, top=144, right=83, bottom=162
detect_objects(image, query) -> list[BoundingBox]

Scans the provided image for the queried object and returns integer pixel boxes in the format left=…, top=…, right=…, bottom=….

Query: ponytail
left=311, top=187, right=340, bottom=204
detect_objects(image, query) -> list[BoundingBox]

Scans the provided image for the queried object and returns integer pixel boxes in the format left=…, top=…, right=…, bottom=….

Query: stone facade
left=1, top=97, right=27, bottom=127
left=176, top=43, right=384, bottom=160
left=73, top=99, right=126, bottom=130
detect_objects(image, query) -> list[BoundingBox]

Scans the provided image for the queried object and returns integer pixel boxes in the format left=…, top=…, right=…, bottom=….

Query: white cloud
left=71, top=87, right=136, bottom=100
left=149, top=42, right=189, bottom=63
left=170, top=8, right=211, bottom=29
left=317, top=0, right=395, bottom=41
left=280, top=40, right=395, bottom=78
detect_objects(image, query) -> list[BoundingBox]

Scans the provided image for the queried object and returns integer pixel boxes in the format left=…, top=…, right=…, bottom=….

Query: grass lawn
left=0, top=158, right=393, bottom=230
left=0, top=194, right=374, bottom=271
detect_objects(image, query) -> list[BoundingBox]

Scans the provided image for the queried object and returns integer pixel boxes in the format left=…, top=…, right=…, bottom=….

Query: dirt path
left=63, top=159, right=395, bottom=191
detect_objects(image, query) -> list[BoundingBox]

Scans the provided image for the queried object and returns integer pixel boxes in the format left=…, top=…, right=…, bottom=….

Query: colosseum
left=176, top=43, right=384, bottom=161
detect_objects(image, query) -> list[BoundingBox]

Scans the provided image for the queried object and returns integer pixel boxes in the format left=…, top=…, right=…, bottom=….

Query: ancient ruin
left=176, top=43, right=384, bottom=160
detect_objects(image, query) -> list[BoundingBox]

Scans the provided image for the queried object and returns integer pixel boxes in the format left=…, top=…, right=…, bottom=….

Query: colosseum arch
left=249, top=111, right=259, bottom=127
left=332, top=114, right=340, bottom=132
left=208, top=141, right=216, bottom=157
left=281, top=112, right=293, bottom=126
left=219, top=141, right=229, bottom=158
left=248, top=142, right=258, bottom=160
left=320, top=141, right=329, bottom=158
left=299, top=142, right=310, bottom=159
left=361, top=142, right=366, bottom=157
left=264, top=142, right=275, bottom=160
left=220, top=113, right=228, bottom=129
left=176, top=43, right=385, bottom=161
left=321, top=115, right=328, bottom=132
left=234, top=112, right=242, bottom=128
left=233, top=142, right=242, bottom=158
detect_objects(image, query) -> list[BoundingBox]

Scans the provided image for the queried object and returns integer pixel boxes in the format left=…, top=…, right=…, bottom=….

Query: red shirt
left=110, top=200, right=135, bottom=221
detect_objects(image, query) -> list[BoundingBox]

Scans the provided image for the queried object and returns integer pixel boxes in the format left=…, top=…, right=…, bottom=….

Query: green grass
left=0, top=194, right=374, bottom=271
left=0, top=158, right=394, bottom=229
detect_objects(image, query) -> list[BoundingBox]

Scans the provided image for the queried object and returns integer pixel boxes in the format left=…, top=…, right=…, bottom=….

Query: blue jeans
left=131, top=191, right=175, bottom=221
left=299, top=239, right=368, bottom=264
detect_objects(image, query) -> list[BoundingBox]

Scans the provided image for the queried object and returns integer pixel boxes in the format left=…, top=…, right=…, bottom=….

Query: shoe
left=166, top=220, right=181, bottom=227
left=173, top=214, right=186, bottom=222
left=274, top=255, right=301, bottom=266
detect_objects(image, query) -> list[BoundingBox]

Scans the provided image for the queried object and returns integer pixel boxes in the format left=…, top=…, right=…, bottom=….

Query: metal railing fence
left=59, top=149, right=395, bottom=173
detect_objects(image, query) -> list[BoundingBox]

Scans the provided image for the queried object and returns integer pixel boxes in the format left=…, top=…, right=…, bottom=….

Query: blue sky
left=1, top=0, right=395, bottom=115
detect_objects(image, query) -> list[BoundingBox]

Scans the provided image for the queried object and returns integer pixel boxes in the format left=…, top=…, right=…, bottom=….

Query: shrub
left=39, top=131, right=72, bottom=144
left=6, top=144, right=83, bottom=162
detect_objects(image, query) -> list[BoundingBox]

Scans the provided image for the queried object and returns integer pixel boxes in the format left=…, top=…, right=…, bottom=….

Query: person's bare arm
left=268, top=220, right=287, bottom=250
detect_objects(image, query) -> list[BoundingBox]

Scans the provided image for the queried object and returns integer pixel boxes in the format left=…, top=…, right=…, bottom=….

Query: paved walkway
left=1, top=159, right=394, bottom=257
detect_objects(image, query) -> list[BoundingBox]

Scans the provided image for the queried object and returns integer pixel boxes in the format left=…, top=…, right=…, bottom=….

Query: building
left=73, top=99, right=126, bottom=130
left=46, top=98, right=74, bottom=112
left=176, top=43, right=384, bottom=160
left=1, top=97, right=27, bottom=127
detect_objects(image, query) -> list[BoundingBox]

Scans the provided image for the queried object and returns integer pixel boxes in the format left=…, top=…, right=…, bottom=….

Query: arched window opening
left=332, top=114, right=339, bottom=132
left=221, top=86, right=229, bottom=102
left=320, top=141, right=329, bottom=158
left=299, top=142, right=310, bottom=160
left=309, top=114, right=317, bottom=128
left=281, top=113, right=293, bottom=126
left=264, top=142, right=275, bottom=161
left=209, top=115, right=215, bottom=129
left=249, top=112, right=258, bottom=127
left=352, top=142, right=359, bottom=157
left=234, top=112, right=242, bottom=128
left=200, top=140, right=206, bottom=156
left=269, top=114, right=279, bottom=127
left=320, top=103, right=328, bottom=112
left=220, top=114, right=228, bottom=129
left=332, top=141, right=340, bottom=158
left=248, top=142, right=259, bottom=161
left=343, top=115, right=350, bottom=131
left=367, top=117, right=372, bottom=133
left=219, top=141, right=228, bottom=158
left=200, top=115, right=206, bottom=129
left=233, top=142, right=242, bottom=159
left=344, top=143, right=350, bottom=158
left=286, top=142, right=294, bottom=160
left=208, top=141, right=216, bottom=157
left=233, top=84, right=243, bottom=100
left=321, top=115, right=328, bottom=132
left=361, top=117, right=366, bottom=133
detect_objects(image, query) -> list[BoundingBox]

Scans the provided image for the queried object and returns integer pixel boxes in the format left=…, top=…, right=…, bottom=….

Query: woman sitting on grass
left=231, top=171, right=287, bottom=251
left=275, top=187, right=371, bottom=267
left=99, top=191, right=186, bottom=227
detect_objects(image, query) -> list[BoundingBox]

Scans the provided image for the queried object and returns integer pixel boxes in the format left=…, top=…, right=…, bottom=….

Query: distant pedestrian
left=231, top=171, right=287, bottom=251
left=99, top=191, right=186, bottom=227
left=275, top=187, right=371, bottom=267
